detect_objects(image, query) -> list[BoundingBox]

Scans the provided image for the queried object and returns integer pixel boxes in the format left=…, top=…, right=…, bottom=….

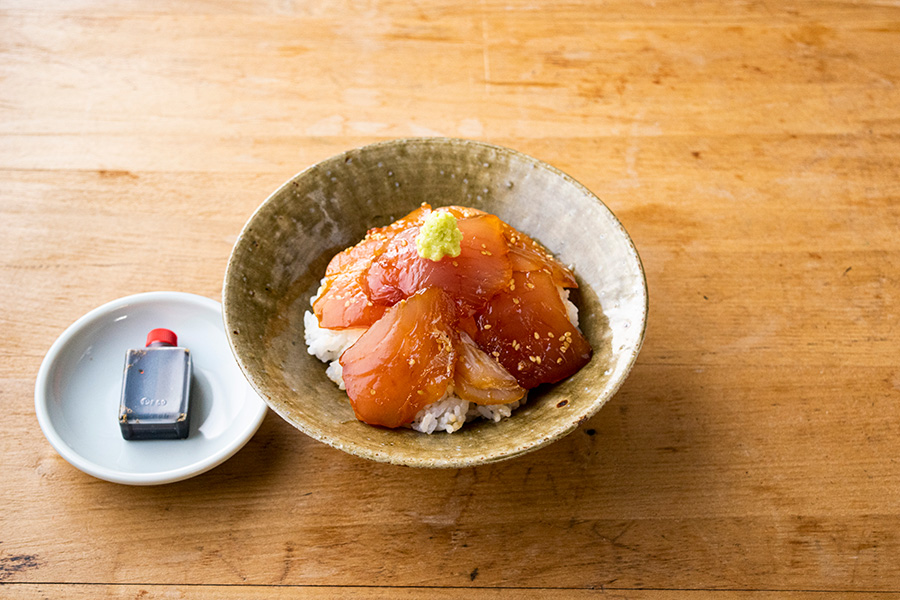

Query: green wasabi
left=415, top=211, right=463, bottom=262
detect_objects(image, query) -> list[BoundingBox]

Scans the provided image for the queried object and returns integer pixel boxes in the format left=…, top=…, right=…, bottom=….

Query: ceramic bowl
left=223, top=138, right=647, bottom=468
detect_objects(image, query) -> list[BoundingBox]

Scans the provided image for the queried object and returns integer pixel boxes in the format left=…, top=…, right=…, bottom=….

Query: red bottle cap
left=146, top=328, right=178, bottom=347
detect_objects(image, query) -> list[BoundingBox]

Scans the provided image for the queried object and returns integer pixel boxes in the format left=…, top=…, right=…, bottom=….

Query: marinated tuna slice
left=323, top=233, right=386, bottom=279
left=475, top=270, right=592, bottom=389
left=457, top=314, right=479, bottom=340
left=454, top=333, right=525, bottom=405
left=365, top=212, right=512, bottom=314
left=444, top=205, right=487, bottom=219
left=503, top=225, right=578, bottom=288
left=313, top=204, right=446, bottom=328
left=313, top=272, right=387, bottom=330
left=314, top=218, right=412, bottom=329
left=340, top=288, right=457, bottom=428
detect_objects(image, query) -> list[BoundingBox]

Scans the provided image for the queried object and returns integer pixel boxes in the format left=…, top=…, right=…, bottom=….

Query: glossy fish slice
left=453, top=333, right=525, bottom=405
left=340, top=288, right=457, bottom=428
left=365, top=212, right=512, bottom=314
left=312, top=205, right=466, bottom=329
left=474, top=270, right=592, bottom=389
left=313, top=211, right=422, bottom=329
left=503, top=225, right=578, bottom=288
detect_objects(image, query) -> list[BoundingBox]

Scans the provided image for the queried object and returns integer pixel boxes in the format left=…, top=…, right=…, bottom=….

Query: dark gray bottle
left=118, top=328, right=192, bottom=440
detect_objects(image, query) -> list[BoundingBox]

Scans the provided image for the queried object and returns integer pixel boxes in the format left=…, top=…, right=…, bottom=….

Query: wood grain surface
left=2, top=0, right=899, bottom=597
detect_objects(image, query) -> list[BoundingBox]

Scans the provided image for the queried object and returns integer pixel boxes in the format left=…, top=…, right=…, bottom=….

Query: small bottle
left=118, top=328, right=192, bottom=440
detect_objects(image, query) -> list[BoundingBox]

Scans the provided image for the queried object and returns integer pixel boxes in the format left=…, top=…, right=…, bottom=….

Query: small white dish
left=35, top=292, right=268, bottom=485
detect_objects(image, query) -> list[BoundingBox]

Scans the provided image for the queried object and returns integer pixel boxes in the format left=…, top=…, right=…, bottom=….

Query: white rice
left=409, top=390, right=528, bottom=434
left=302, top=310, right=364, bottom=390
left=559, top=287, right=579, bottom=328
left=303, top=281, right=578, bottom=434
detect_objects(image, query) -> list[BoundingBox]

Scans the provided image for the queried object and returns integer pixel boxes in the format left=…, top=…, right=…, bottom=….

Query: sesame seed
left=535, top=356, right=542, bottom=364
left=556, top=358, right=563, bottom=364
left=408, top=358, right=415, bottom=366
left=512, top=298, right=520, bottom=304
left=533, top=332, right=540, bottom=339
left=548, top=332, right=555, bottom=338
left=526, top=282, right=535, bottom=289
left=483, top=324, right=492, bottom=329
left=370, top=390, right=376, bottom=395
left=492, top=351, right=500, bottom=357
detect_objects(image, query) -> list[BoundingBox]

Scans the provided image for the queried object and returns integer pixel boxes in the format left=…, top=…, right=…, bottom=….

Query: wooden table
left=2, top=1, right=899, bottom=598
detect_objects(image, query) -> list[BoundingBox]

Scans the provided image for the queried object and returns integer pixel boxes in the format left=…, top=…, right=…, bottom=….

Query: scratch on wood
left=278, top=541, right=295, bottom=583
left=97, top=169, right=138, bottom=179
left=0, top=553, right=42, bottom=581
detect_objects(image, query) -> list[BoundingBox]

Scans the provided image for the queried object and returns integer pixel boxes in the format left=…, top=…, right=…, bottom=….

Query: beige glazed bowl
left=223, top=138, right=647, bottom=468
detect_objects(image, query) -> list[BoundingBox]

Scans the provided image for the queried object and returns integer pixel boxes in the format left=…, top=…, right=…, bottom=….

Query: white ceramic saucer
left=35, top=292, right=268, bottom=485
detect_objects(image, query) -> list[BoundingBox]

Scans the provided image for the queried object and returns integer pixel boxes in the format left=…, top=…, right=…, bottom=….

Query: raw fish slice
left=340, top=288, right=457, bottom=428
left=314, top=230, right=392, bottom=329
left=503, top=225, right=578, bottom=289
left=475, top=270, right=592, bottom=389
left=324, top=233, right=388, bottom=278
left=314, top=205, right=440, bottom=328
left=441, top=205, right=577, bottom=288
left=457, top=315, right=479, bottom=340
left=366, top=212, right=512, bottom=314
left=313, top=272, right=387, bottom=330
left=313, top=238, right=388, bottom=329
left=445, top=205, right=487, bottom=219
left=454, top=333, right=525, bottom=405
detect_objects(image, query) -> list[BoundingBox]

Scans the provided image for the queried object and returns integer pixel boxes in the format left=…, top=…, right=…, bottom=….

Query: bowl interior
left=223, top=138, right=646, bottom=467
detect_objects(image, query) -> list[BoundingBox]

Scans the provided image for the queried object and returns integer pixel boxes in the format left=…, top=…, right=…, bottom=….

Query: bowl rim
left=223, top=136, right=648, bottom=468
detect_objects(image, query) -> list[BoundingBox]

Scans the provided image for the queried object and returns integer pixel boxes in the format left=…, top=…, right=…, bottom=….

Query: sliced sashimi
left=312, top=272, right=387, bottom=330
left=314, top=228, right=392, bottom=329
left=503, top=224, right=578, bottom=288
left=307, top=203, right=595, bottom=432
left=474, top=270, right=592, bottom=389
left=365, top=212, right=512, bottom=315
left=324, top=232, right=387, bottom=279
left=313, top=205, right=439, bottom=328
left=444, top=205, right=487, bottom=219
left=453, top=333, right=525, bottom=405
left=340, top=287, right=458, bottom=428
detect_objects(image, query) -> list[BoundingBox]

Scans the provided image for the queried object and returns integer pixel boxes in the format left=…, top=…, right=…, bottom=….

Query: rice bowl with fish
left=304, top=204, right=593, bottom=433
left=222, top=137, right=648, bottom=467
